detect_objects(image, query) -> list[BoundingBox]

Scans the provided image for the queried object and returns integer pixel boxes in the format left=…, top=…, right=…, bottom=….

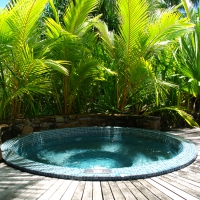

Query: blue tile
left=1, top=127, right=198, bottom=181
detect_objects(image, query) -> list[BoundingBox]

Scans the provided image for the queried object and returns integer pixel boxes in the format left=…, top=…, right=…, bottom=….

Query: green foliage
left=0, top=0, right=199, bottom=128
left=95, top=0, right=194, bottom=114
left=0, top=0, right=68, bottom=119
left=45, top=0, right=105, bottom=114
left=147, top=106, right=199, bottom=127
left=173, top=0, right=200, bottom=113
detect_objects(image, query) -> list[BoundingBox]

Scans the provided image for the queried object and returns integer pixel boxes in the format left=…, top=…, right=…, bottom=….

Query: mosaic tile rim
left=1, top=127, right=198, bottom=181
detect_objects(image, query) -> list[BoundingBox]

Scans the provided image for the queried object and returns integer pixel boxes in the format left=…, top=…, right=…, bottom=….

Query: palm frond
left=95, top=21, right=115, bottom=58
left=63, top=0, right=99, bottom=34
left=144, top=9, right=194, bottom=57
left=6, top=0, right=48, bottom=45
left=174, top=5, right=200, bottom=98
left=48, top=0, right=60, bottom=24
left=118, top=0, right=149, bottom=60
left=46, top=17, right=64, bottom=39
left=147, top=106, right=199, bottom=127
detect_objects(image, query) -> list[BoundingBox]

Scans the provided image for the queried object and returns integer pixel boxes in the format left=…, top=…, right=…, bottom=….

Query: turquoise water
left=23, top=135, right=179, bottom=169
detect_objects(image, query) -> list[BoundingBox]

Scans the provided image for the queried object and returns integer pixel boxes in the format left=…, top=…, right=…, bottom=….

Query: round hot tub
left=1, top=127, right=197, bottom=180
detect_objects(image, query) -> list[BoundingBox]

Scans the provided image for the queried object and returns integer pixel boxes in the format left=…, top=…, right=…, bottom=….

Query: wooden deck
left=0, top=128, right=200, bottom=200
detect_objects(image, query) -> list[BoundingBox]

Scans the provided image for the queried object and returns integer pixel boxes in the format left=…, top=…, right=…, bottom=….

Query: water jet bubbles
left=76, top=138, right=82, bottom=141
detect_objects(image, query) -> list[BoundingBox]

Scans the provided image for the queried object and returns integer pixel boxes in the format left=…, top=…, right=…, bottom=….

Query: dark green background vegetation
left=0, top=0, right=200, bottom=128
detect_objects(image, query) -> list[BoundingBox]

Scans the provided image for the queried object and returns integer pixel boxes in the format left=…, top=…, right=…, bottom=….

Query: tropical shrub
left=174, top=1, right=200, bottom=113
left=94, top=0, right=193, bottom=113
left=0, top=0, right=199, bottom=128
left=45, top=0, right=106, bottom=114
left=0, top=0, right=67, bottom=119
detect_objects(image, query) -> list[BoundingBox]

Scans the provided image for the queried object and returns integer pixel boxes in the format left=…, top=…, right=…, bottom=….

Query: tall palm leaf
left=0, top=0, right=68, bottom=119
left=63, top=0, right=99, bottom=34
left=96, top=0, right=193, bottom=112
left=46, top=0, right=103, bottom=114
left=174, top=0, right=200, bottom=112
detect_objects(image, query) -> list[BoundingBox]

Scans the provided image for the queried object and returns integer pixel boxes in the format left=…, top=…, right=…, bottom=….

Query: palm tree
left=174, top=0, right=200, bottom=112
left=0, top=0, right=68, bottom=119
left=45, top=0, right=105, bottom=114
left=95, top=0, right=194, bottom=113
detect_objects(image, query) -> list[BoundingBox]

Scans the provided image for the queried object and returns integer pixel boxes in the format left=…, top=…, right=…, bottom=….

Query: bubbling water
left=23, top=135, right=179, bottom=169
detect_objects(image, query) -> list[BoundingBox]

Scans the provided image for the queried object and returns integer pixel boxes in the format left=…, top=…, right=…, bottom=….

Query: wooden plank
left=26, top=178, right=57, bottom=199
left=0, top=168, right=34, bottom=177
left=49, top=180, right=72, bottom=200
left=72, top=181, right=85, bottom=200
left=0, top=179, right=30, bottom=200
left=181, top=166, right=200, bottom=175
left=0, top=170, right=36, bottom=181
left=173, top=170, right=200, bottom=183
left=184, top=165, right=200, bottom=174
left=152, top=177, right=199, bottom=200
left=0, top=177, right=26, bottom=184
left=0, top=165, right=40, bottom=177
left=0, top=172, right=26, bottom=177
left=191, top=164, right=200, bottom=170
left=11, top=178, right=47, bottom=200
left=196, top=147, right=200, bottom=151
left=101, top=182, right=114, bottom=200
left=116, top=181, right=137, bottom=200
left=185, top=137, right=200, bottom=140
left=2, top=187, right=27, bottom=200
left=138, top=179, right=171, bottom=200
left=92, top=181, right=103, bottom=200
left=0, top=165, right=15, bottom=170
left=22, top=178, right=53, bottom=200
left=146, top=179, right=184, bottom=200
left=61, top=181, right=79, bottom=200
left=160, top=175, right=200, bottom=199
left=173, top=130, right=200, bottom=137
left=37, top=179, right=64, bottom=200
left=0, top=187, right=26, bottom=200
left=168, top=130, right=195, bottom=137
left=0, top=180, right=17, bottom=188
left=195, top=155, right=200, bottom=160
left=82, top=181, right=93, bottom=200
left=191, top=161, right=200, bottom=166
left=5, top=178, right=44, bottom=200
left=184, top=162, right=199, bottom=170
left=0, top=163, right=6, bottom=168
left=168, top=132, right=188, bottom=136
left=13, top=177, right=45, bottom=200
left=0, top=164, right=18, bottom=171
left=132, top=180, right=160, bottom=200
left=169, top=173, right=200, bottom=189
left=109, top=181, right=125, bottom=200
left=123, top=181, right=148, bottom=200
left=169, top=128, right=200, bottom=135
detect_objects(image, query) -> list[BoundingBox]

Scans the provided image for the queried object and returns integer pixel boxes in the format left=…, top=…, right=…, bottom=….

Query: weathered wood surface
left=0, top=128, right=200, bottom=200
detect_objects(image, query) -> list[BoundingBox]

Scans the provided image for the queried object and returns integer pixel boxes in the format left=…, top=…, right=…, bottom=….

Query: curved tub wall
left=1, top=127, right=198, bottom=181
